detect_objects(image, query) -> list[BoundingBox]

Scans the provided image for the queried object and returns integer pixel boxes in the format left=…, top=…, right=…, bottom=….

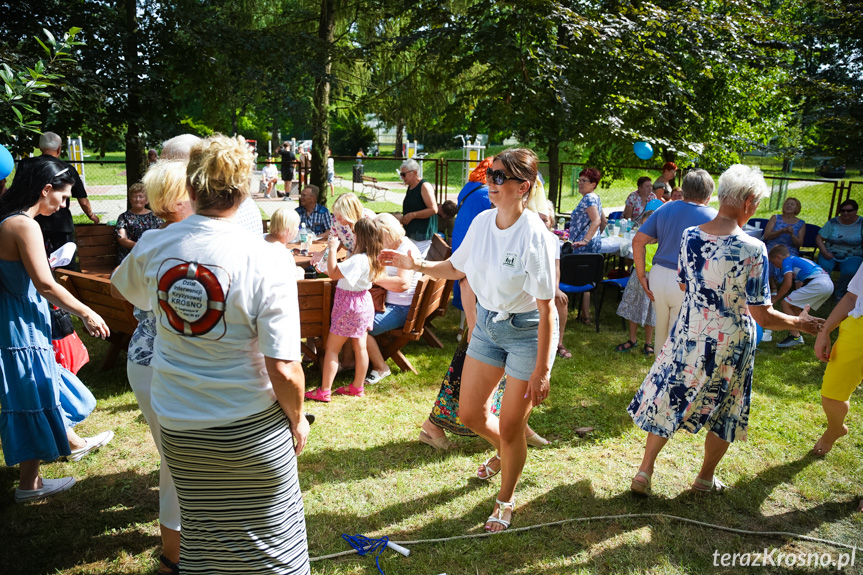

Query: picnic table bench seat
left=372, top=274, right=449, bottom=374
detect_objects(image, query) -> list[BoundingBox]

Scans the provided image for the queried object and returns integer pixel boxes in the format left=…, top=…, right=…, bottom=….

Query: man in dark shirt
left=278, top=142, right=297, bottom=198
left=33, top=132, right=100, bottom=266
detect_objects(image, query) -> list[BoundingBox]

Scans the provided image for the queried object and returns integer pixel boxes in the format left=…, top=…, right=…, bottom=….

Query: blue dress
left=627, top=227, right=770, bottom=443
left=0, top=214, right=72, bottom=466
left=569, top=192, right=602, bottom=253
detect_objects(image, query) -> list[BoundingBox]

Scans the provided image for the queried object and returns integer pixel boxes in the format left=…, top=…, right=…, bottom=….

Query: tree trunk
left=547, top=140, right=560, bottom=207
left=271, top=117, right=280, bottom=158
left=123, top=0, right=146, bottom=190
left=394, top=118, right=405, bottom=157
left=311, top=0, right=335, bottom=206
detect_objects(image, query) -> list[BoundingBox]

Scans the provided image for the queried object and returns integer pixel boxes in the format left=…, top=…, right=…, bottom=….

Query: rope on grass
left=309, top=512, right=859, bottom=562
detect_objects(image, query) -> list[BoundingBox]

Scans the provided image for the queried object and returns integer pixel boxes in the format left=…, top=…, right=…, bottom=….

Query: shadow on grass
left=0, top=468, right=160, bottom=575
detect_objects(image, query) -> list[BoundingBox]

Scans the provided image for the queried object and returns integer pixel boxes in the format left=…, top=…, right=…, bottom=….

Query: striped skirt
left=160, top=402, right=310, bottom=574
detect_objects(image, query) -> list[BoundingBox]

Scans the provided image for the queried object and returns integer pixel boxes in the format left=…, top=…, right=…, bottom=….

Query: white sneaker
left=364, top=369, right=392, bottom=385
left=15, top=476, right=76, bottom=503
left=68, top=430, right=114, bottom=462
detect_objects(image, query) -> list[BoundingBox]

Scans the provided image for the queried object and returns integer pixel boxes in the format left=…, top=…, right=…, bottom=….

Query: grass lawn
left=1, top=299, right=861, bottom=574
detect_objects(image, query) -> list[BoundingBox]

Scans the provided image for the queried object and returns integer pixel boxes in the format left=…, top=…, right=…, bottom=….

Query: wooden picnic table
left=287, top=239, right=347, bottom=269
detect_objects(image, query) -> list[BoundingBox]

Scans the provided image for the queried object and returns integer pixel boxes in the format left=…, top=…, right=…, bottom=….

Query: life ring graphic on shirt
left=157, top=262, right=226, bottom=336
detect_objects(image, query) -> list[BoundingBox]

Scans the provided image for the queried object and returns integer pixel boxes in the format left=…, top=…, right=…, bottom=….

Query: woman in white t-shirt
left=112, top=135, right=310, bottom=574
left=381, top=148, right=557, bottom=533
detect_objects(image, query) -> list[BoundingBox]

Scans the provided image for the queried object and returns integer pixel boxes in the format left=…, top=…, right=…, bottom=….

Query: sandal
left=158, top=555, right=179, bottom=575
left=484, top=498, right=515, bottom=532
left=630, top=471, right=652, bottom=496
left=556, top=344, right=572, bottom=359
left=334, top=384, right=365, bottom=397
left=304, top=388, right=331, bottom=402
left=692, top=476, right=726, bottom=493
left=643, top=344, right=655, bottom=356
left=419, top=430, right=454, bottom=450
left=615, top=340, right=637, bottom=352
left=578, top=316, right=593, bottom=326
left=477, top=454, right=501, bottom=481
left=526, top=432, right=550, bottom=447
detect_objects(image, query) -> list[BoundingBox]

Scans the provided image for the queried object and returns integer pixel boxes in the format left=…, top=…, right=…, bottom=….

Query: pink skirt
left=330, top=287, right=374, bottom=338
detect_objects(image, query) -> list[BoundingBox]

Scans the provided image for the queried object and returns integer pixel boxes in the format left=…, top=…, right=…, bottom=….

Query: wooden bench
left=422, top=234, right=454, bottom=348
left=55, top=269, right=138, bottom=371
left=360, top=175, right=388, bottom=201
left=297, top=278, right=335, bottom=368
left=372, top=275, right=449, bottom=374
left=74, top=224, right=117, bottom=277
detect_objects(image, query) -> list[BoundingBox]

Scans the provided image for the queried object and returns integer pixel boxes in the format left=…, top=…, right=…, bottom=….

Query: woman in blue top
left=816, top=199, right=863, bottom=299
left=568, top=167, right=603, bottom=323
left=0, top=156, right=110, bottom=503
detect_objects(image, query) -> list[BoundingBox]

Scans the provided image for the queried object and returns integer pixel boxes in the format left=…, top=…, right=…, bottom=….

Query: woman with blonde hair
left=382, top=148, right=557, bottom=532
left=362, top=212, right=421, bottom=385
left=265, top=207, right=301, bottom=246
left=330, top=192, right=375, bottom=254
left=118, top=159, right=190, bottom=574
left=113, top=135, right=310, bottom=573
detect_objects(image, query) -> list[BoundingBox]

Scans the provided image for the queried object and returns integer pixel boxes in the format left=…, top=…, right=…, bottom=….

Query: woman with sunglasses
left=399, top=159, right=438, bottom=257
left=816, top=199, right=863, bottom=299
left=0, top=156, right=110, bottom=503
left=381, top=149, right=557, bottom=533
left=567, top=167, right=603, bottom=324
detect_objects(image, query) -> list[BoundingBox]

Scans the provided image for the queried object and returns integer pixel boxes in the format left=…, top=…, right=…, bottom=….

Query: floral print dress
left=115, top=210, right=163, bottom=264
left=627, top=227, right=770, bottom=443
left=569, top=192, right=602, bottom=253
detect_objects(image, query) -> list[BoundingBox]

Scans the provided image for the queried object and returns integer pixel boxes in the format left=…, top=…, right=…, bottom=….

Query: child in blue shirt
left=769, top=245, right=834, bottom=348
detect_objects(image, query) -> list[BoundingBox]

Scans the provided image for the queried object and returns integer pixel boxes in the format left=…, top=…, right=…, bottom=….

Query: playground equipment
left=456, top=135, right=485, bottom=185
left=67, top=136, right=86, bottom=184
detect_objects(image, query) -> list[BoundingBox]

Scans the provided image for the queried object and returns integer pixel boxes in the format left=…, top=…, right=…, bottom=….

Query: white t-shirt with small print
left=450, top=208, right=556, bottom=314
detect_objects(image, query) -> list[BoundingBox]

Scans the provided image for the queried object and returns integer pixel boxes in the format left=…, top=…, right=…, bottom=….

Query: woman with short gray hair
left=399, top=158, right=438, bottom=257
left=627, top=164, right=824, bottom=496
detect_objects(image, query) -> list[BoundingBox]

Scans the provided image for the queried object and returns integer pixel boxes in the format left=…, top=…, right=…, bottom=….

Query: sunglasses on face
left=840, top=208, right=856, bottom=213
left=399, top=171, right=414, bottom=179
left=486, top=168, right=525, bottom=186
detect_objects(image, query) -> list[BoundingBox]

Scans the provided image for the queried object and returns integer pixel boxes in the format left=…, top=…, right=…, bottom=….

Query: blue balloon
left=755, top=323, right=764, bottom=346
left=645, top=199, right=664, bottom=212
left=0, top=145, right=13, bottom=180
left=633, top=141, right=653, bottom=161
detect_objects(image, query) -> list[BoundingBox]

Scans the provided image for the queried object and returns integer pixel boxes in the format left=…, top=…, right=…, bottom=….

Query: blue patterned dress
left=765, top=215, right=805, bottom=282
left=628, top=227, right=770, bottom=443
left=569, top=192, right=602, bottom=253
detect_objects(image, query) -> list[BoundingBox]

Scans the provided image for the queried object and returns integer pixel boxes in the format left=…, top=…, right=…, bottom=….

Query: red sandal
left=304, top=388, right=331, bottom=402
left=334, top=384, right=365, bottom=397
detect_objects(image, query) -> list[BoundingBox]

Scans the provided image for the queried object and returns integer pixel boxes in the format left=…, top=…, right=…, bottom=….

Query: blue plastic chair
left=608, top=210, right=624, bottom=221
left=559, top=254, right=605, bottom=332
left=598, top=276, right=630, bottom=329
left=800, top=223, right=821, bottom=260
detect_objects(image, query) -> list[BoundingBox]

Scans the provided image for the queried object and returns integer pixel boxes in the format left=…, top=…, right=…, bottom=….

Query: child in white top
left=305, top=218, right=384, bottom=401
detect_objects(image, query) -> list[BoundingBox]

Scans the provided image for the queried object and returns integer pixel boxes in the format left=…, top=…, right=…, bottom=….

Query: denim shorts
left=467, top=304, right=558, bottom=382
left=370, top=303, right=410, bottom=336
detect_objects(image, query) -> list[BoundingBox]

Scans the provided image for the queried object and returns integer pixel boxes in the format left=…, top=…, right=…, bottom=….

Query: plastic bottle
left=299, top=223, right=309, bottom=255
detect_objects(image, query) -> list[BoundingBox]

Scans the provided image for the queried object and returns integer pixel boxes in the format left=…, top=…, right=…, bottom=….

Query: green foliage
left=329, top=115, right=376, bottom=156
left=0, top=28, right=82, bottom=155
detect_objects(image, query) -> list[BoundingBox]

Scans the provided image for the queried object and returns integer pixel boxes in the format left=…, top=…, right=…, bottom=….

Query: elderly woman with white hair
left=627, top=165, right=824, bottom=497
left=399, top=158, right=438, bottom=257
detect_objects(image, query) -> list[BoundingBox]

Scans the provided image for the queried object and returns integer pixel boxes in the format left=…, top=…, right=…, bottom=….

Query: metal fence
left=9, top=157, right=859, bottom=226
